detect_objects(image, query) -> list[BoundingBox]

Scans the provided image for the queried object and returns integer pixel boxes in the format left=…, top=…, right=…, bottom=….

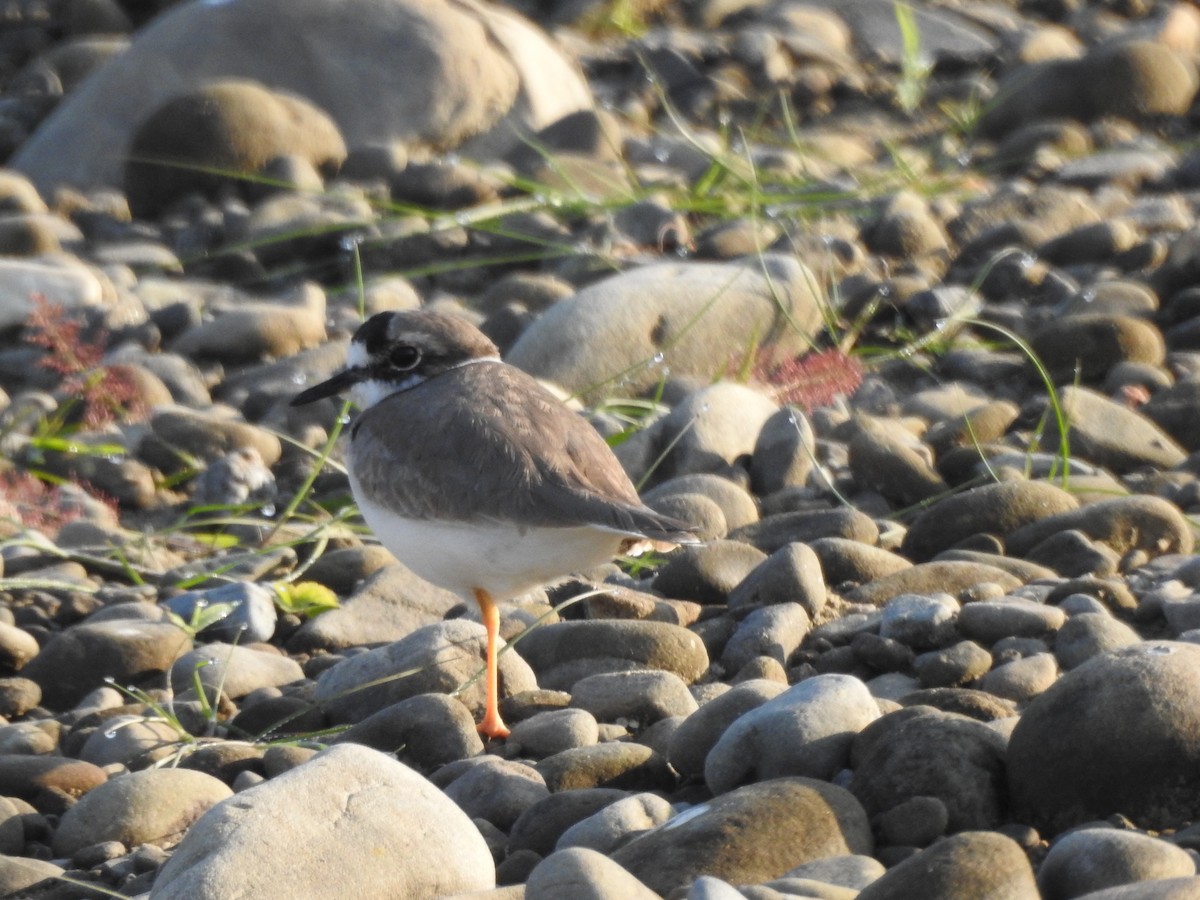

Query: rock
left=851, top=708, right=1007, bottom=832
left=334, top=693, right=483, bottom=771
left=0, top=257, right=110, bottom=330
left=727, top=543, right=827, bottom=617
left=287, top=563, right=460, bottom=652
left=1046, top=387, right=1187, bottom=474
left=77, top=715, right=182, bottom=768
left=1006, top=496, right=1193, bottom=559
left=809, top=538, right=912, bottom=588
left=610, top=778, right=872, bottom=895
left=569, top=670, right=698, bottom=727
left=169, top=282, right=327, bottom=364
left=526, top=847, right=659, bottom=900
left=847, top=562, right=1022, bottom=607
left=148, top=744, right=495, bottom=898
left=1030, top=315, right=1166, bottom=382
left=161, top=581, right=278, bottom=644
left=900, top=481, right=1079, bottom=562
left=0, top=622, right=39, bottom=672
left=878, top=594, right=960, bottom=650
left=0, top=856, right=64, bottom=896
left=979, top=40, right=1198, bottom=137
left=123, top=79, right=346, bottom=218
left=731, top=509, right=880, bottom=554
left=314, top=620, right=537, bottom=723
left=53, top=768, right=232, bottom=856
left=914, top=640, right=993, bottom=688
left=0, top=676, right=40, bottom=716
left=979, top=653, right=1059, bottom=703
left=436, top=757, right=549, bottom=831
left=0, top=755, right=107, bottom=804
left=13, top=0, right=591, bottom=194
left=652, top=540, right=768, bottom=604
left=508, top=708, right=600, bottom=758
left=556, top=792, right=674, bottom=854
left=847, top=415, right=947, bottom=506
left=855, top=832, right=1038, bottom=900
left=1037, top=827, right=1197, bottom=900
left=509, top=789, right=630, bottom=856
left=642, top=474, right=760, bottom=531
left=705, top=674, right=880, bottom=793
left=514, top=620, right=708, bottom=691
left=507, top=255, right=823, bottom=403
left=956, top=599, right=1066, bottom=645
left=1009, top=641, right=1200, bottom=833
left=536, top=742, right=674, bottom=792
left=720, top=603, right=811, bottom=672
left=22, top=620, right=192, bottom=710
left=751, top=406, right=817, bottom=495
left=144, top=405, right=283, bottom=468
left=668, top=679, right=788, bottom=778
left=171, top=643, right=304, bottom=701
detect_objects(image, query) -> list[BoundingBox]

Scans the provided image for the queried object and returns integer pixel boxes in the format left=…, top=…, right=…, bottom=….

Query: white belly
left=352, top=487, right=629, bottom=601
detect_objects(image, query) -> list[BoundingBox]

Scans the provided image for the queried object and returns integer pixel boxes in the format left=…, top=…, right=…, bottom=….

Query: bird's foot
left=477, top=711, right=510, bottom=740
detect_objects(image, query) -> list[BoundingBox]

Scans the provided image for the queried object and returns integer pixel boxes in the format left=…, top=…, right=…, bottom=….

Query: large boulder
left=12, top=0, right=591, bottom=194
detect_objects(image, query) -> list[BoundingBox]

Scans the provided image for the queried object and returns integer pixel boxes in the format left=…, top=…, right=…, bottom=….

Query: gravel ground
left=3, top=0, right=1200, bottom=897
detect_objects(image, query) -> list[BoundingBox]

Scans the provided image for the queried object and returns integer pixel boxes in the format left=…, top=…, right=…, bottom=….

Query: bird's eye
left=389, top=345, right=421, bottom=370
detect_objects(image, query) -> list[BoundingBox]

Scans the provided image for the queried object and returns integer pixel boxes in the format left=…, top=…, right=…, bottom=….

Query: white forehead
left=346, top=341, right=369, bottom=369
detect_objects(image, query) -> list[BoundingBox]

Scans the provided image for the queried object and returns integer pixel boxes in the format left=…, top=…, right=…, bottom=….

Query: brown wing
left=348, top=362, right=695, bottom=540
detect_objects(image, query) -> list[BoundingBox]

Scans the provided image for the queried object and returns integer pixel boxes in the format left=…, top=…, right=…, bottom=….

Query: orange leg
left=474, top=588, right=510, bottom=739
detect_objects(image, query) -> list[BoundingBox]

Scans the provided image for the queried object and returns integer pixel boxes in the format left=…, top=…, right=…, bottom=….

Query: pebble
left=1009, top=641, right=1200, bottom=833
left=52, top=768, right=232, bottom=856
left=436, top=757, right=549, bottom=831
left=333, top=692, right=483, bottom=771
left=855, top=831, right=1037, bottom=899
left=704, top=674, right=880, bottom=793
left=668, top=679, right=787, bottom=779
left=536, top=742, right=674, bottom=792
left=556, top=792, right=674, bottom=854
left=526, top=847, right=659, bottom=900
left=569, top=669, right=698, bottom=726
left=610, top=778, right=872, bottom=895
left=1037, top=827, right=1197, bottom=900
left=149, top=743, right=495, bottom=898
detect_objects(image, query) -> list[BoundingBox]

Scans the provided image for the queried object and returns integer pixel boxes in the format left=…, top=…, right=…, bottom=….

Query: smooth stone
left=148, top=744, right=495, bottom=897
left=0, top=755, right=107, bottom=804
left=509, top=708, right=600, bottom=758
left=610, top=778, right=873, bottom=895
left=913, top=641, right=993, bottom=689
left=332, top=693, right=484, bottom=771
left=848, top=563, right=1023, bottom=607
left=507, top=255, right=823, bottom=403
left=979, top=653, right=1059, bottom=703
left=652, top=540, right=769, bottom=605
left=727, top=543, right=827, bottom=617
left=556, top=792, right=674, bottom=854
left=642, top=474, right=760, bottom=531
left=851, top=708, right=1007, bottom=832
left=514, top=620, right=708, bottom=691
left=705, top=674, right=880, bottom=794
left=1009, top=642, right=1200, bottom=833
left=0, top=623, right=39, bottom=672
left=1031, top=314, right=1166, bottom=382
left=144, top=405, right=283, bottom=468
left=0, top=855, right=64, bottom=896
left=847, top=415, right=947, bottom=506
left=287, top=563, right=461, bottom=652
left=525, top=847, right=659, bottom=900
left=569, top=670, right=698, bottom=727
left=751, top=406, right=817, bottom=495
left=536, top=742, right=674, bottom=793
left=13, top=0, right=590, bottom=192
left=171, top=643, right=304, bottom=701
left=957, top=599, right=1066, bottom=645
left=900, top=480, right=1079, bottom=562
left=0, top=257, right=108, bottom=330
left=720, top=603, right=811, bottom=672
left=878, top=594, right=960, bottom=650
left=315, top=620, right=536, bottom=723
left=668, top=679, right=788, bottom=778
left=1038, top=827, right=1197, bottom=900
left=77, top=715, right=182, bottom=768
left=435, top=757, right=549, bottom=831
left=1006, top=496, right=1194, bottom=559
left=161, top=581, right=278, bottom=644
left=808, top=538, right=912, bottom=589
left=22, top=620, right=192, bottom=710
left=508, top=789, right=630, bottom=856
left=730, top=509, right=879, bottom=555
left=855, top=831, right=1037, bottom=900
left=169, top=282, right=327, bottom=364
left=1054, top=613, right=1143, bottom=670
left=53, top=768, right=232, bottom=856
left=1048, top=386, right=1187, bottom=474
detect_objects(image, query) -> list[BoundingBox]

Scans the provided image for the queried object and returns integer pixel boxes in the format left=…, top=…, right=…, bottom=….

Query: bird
left=291, top=309, right=697, bottom=739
